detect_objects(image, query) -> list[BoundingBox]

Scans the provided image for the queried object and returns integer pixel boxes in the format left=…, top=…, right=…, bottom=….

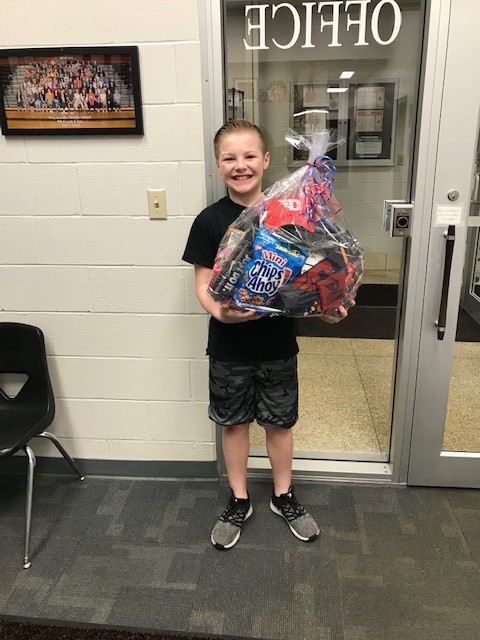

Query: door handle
left=472, top=172, right=480, bottom=204
left=436, top=225, right=455, bottom=340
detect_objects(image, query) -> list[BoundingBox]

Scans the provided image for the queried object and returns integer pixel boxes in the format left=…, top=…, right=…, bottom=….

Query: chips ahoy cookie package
left=208, top=129, right=364, bottom=318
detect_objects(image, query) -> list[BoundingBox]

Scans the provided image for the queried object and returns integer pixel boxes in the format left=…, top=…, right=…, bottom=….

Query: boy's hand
left=194, top=265, right=260, bottom=324
left=319, top=301, right=354, bottom=324
left=215, top=301, right=259, bottom=324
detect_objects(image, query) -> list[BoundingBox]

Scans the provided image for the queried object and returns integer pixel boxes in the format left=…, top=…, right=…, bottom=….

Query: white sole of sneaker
left=269, top=500, right=319, bottom=542
left=211, top=504, right=254, bottom=550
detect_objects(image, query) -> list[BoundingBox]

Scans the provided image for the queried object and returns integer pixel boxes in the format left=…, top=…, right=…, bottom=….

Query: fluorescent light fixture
left=327, top=87, right=348, bottom=93
left=293, top=109, right=329, bottom=117
left=340, top=71, right=355, bottom=79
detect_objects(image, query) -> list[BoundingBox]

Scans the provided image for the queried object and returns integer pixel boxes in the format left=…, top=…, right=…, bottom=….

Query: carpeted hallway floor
left=0, top=475, right=479, bottom=640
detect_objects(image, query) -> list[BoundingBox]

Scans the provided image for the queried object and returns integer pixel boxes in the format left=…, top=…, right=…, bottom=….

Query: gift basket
left=208, top=129, right=364, bottom=317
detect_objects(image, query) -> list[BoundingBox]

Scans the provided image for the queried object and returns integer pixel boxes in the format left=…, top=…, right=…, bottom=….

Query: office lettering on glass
left=244, top=1, right=403, bottom=50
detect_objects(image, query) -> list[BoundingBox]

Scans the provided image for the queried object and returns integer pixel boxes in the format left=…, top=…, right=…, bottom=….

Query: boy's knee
left=264, top=426, right=292, bottom=438
left=223, top=423, right=250, bottom=434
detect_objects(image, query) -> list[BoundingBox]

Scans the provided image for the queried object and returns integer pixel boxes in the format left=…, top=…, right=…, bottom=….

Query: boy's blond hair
left=214, top=119, right=267, bottom=160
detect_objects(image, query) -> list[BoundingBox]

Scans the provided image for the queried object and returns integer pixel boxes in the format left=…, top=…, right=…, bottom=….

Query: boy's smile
left=216, top=131, right=270, bottom=206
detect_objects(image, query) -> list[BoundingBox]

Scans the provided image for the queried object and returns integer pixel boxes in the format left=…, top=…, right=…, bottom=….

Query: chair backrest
left=0, top=323, right=54, bottom=415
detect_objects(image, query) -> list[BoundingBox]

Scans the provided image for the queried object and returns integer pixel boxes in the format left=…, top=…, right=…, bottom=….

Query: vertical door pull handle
left=436, top=225, right=455, bottom=340
left=472, top=173, right=480, bottom=204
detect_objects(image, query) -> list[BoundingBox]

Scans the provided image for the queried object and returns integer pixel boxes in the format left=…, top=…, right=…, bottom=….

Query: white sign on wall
left=244, top=1, right=403, bottom=50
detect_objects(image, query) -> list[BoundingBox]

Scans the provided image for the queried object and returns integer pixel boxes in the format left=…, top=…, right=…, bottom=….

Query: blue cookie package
left=233, top=227, right=306, bottom=313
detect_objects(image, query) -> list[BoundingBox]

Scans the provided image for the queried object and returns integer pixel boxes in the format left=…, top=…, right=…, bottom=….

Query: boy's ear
left=263, top=151, right=271, bottom=170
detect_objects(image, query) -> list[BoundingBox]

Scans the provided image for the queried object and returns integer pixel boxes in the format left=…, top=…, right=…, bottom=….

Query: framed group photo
left=0, top=46, right=143, bottom=136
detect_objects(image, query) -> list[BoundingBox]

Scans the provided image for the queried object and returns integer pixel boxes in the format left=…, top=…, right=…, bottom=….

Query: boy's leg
left=264, top=426, right=293, bottom=496
left=255, top=356, right=297, bottom=496
left=211, top=423, right=252, bottom=549
left=256, top=357, right=319, bottom=542
left=209, top=359, right=255, bottom=549
left=222, top=423, right=250, bottom=499
left=265, top=422, right=319, bottom=543
left=209, top=359, right=255, bottom=498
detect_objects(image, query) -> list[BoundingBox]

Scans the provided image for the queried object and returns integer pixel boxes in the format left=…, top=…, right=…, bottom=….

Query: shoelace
left=220, top=500, right=249, bottom=528
left=278, top=491, right=307, bottom=522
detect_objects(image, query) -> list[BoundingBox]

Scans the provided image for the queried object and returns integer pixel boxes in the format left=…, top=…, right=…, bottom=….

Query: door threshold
left=249, top=448, right=389, bottom=462
left=247, top=456, right=393, bottom=484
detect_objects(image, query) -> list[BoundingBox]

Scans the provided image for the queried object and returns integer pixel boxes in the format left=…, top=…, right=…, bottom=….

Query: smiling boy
left=182, top=119, right=346, bottom=549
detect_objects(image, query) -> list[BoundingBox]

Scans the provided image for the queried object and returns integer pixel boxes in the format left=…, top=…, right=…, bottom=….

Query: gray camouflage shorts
left=208, top=356, right=298, bottom=429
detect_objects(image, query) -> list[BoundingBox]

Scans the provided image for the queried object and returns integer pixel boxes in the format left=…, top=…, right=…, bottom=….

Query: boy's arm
left=194, top=265, right=258, bottom=324
left=194, top=265, right=353, bottom=324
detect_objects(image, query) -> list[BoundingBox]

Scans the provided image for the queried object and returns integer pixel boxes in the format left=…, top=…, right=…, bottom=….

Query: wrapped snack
left=233, top=227, right=307, bottom=313
left=208, top=129, right=364, bottom=317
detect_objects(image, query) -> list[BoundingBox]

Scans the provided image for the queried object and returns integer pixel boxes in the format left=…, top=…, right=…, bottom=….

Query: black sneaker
left=211, top=490, right=253, bottom=550
left=270, top=485, right=319, bottom=542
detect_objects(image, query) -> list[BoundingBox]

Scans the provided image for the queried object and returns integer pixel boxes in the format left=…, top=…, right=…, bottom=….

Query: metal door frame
left=408, top=0, right=480, bottom=488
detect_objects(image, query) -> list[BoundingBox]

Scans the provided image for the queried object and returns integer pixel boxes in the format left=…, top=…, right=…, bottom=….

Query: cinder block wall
left=0, top=0, right=215, bottom=466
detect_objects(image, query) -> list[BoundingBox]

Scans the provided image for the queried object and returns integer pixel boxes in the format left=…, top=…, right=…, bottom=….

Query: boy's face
left=216, top=131, right=270, bottom=206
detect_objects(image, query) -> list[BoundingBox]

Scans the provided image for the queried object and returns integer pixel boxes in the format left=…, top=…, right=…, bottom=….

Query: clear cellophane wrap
left=208, top=130, right=364, bottom=318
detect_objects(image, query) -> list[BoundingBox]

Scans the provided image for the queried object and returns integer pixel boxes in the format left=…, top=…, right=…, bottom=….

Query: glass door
left=461, top=136, right=480, bottom=323
left=221, top=0, right=426, bottom=473
left=408, top=0, right=480, bottom=488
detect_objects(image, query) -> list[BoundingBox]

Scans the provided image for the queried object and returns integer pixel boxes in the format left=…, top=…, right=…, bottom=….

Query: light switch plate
left=147, top=189, right=167, bottom=219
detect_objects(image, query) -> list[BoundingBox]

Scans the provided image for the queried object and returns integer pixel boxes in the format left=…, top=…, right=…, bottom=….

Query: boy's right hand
left=214, top=302, right=259, bottom=324
left=195, top=264, right=259, bottom=324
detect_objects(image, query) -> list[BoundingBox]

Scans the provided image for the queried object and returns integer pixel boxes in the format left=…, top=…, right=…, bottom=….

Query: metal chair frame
left=22, top=432, right=84, bottom=569
left=0, top=322, right=85, bottom=568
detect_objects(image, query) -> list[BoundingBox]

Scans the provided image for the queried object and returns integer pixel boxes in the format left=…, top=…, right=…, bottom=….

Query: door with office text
left=221, top=0, right=425, bottom=479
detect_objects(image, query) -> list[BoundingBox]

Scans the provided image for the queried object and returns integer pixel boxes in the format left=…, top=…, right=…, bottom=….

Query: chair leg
left=38, top=431, right=85, bottom=480
left=23, top=445, right=36, bottom=569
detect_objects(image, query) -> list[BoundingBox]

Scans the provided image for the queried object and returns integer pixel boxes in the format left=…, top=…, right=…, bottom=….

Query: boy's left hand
left=319, top=301, right=355, bottom=324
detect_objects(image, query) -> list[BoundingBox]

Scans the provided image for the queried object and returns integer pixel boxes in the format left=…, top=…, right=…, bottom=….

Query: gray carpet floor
left=0, top=474, right=479, bottom=640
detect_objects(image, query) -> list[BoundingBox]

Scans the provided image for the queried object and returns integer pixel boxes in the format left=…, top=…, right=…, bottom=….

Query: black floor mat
left=355, top=283, right=398, bottom=307
left=296, top=306, right=396, bottom=340
left=456, top=307, right=480, bottom=342
left=295, top=284, right=480, bottom=341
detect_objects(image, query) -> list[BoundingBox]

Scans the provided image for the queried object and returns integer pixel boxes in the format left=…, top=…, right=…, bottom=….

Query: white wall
left=0, top=0, right=215, bottom=464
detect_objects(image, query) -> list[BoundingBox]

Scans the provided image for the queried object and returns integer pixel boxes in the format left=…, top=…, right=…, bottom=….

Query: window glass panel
left=223, top=0, right=425, bottom=461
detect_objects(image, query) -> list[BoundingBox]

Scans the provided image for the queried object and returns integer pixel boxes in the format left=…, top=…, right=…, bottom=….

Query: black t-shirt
left=182, top=195, right=298, bottom=362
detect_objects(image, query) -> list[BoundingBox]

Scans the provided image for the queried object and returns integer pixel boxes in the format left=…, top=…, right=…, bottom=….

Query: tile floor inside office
left=1, top=475, right=480, bottom=640
left=249, top=337, right=480, bottom=459
left=251, top=337, right=394, bottom=459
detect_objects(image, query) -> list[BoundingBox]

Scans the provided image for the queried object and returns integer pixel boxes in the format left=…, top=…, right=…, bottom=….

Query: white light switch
left=147, top=189, right=167, bottom=219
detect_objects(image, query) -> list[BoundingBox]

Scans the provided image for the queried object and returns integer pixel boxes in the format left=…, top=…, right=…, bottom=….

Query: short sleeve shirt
left=182, top=196, right=298, bottom=362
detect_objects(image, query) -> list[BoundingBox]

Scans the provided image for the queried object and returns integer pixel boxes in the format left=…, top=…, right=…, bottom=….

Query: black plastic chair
left=0, top=322, right=84, bottom=568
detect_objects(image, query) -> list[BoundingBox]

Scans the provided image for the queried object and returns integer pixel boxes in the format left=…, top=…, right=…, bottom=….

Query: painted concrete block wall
left=0, top=0, right=215, bottom=463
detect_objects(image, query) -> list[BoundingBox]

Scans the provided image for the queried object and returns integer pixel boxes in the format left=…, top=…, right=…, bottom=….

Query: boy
left=182, top=119, right=348, bottom=550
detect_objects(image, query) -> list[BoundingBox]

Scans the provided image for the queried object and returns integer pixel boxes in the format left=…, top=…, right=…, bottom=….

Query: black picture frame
left=346, top=82, right=395, bottom=161
left=0, top=46, right=143, bottom=136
